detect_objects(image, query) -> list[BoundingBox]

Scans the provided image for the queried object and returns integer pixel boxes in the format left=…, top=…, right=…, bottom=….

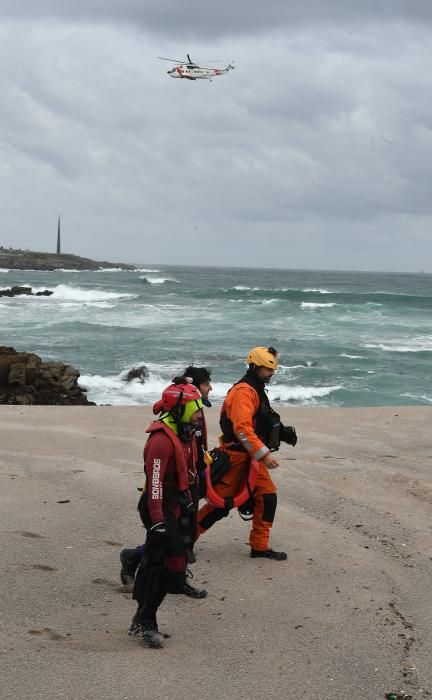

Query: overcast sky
left=1, top=1, right=431, bottom=271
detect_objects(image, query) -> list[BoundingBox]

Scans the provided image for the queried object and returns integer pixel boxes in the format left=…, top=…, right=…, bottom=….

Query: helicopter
left=157, top=54, right=234, bottom=81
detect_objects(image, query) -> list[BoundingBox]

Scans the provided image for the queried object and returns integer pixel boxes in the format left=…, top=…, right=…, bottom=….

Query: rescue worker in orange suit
left=127, top=379, right=205, bottom=648
left=197, top=347, right=297, bottom=560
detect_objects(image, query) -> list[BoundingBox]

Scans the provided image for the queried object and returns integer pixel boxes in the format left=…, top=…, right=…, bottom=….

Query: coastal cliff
left=0, top=247, right=135, bottom=271
left=0, top=346, right=95, bottom=405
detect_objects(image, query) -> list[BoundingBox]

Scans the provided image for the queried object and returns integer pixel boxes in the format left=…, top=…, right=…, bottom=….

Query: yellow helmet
left=247, top=346, right=279, bottom=370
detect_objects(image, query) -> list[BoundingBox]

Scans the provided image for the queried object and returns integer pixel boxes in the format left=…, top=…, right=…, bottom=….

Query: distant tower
left=56, top=215, right=61, bottom=255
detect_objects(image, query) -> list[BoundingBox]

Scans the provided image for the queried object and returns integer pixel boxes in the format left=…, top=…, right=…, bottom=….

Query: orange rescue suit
left=197, top=381, right=277, bottom=552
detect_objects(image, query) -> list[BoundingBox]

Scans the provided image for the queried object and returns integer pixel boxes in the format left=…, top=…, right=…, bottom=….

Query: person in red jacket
left=120, top=367, right=212, bottom=596
left=127, top=379, right=205, bottom=648
left=197, top=346, right=297, bottom=560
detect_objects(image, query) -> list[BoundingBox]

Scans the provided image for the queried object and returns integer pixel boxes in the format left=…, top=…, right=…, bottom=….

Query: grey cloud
left=1, top=1, right=432, bottom=37
left=0, top=11, right=431, bottom=271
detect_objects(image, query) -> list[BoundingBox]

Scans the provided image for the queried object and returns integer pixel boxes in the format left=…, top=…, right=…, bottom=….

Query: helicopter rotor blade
left=157, top=56, right=186, bottom=63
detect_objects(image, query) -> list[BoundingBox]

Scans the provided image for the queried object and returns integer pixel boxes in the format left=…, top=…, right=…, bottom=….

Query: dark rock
left=0, top=286, right=53, bottom=298
left=123, top=365, right=149, bottom=383
left=0, top=346, right=95, bottom=405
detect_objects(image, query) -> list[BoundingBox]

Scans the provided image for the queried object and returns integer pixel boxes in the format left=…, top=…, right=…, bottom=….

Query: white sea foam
left=80, top=368, right=233, bottom=406
left=268, top=384, right=342, bottom=403
left=340, top=353, right=367, bottom=359
left=31, top=284, right=137, bottom=302
left=97, top=267, right=129, bottom=272
left=364, top=338, right=432, bottom=353
left=302, top=288, right=332, bottom=294
left=136, top=268, right=161, bottom=273
left=81, top=365, right=336, bottom=407
left=59, top=301, right=116, bottom=309
left=400, top=393, right=432, bottom=404
left=140, top=276, right=179, bottom=284
left=0, top=268, right=9, bottom=273
left=279, top=361, right=318, bottom=370
left=250, top=298, right=278, bottom=305
left=301, top=302, right=337, bottom=309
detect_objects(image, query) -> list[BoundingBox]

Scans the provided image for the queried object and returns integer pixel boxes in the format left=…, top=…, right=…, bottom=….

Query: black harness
left=220, top=370, right=282, bottom=452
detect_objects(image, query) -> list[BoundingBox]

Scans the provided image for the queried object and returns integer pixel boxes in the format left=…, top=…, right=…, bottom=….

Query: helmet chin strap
left=179, top=422, right=198, bottom=442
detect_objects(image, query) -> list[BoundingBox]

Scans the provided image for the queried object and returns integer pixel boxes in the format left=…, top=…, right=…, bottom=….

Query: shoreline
left=1, top=405, right=431, bottom=698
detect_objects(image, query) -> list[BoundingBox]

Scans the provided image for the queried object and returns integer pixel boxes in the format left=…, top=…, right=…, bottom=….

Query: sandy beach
left=1, top=405, right=431, bottom=699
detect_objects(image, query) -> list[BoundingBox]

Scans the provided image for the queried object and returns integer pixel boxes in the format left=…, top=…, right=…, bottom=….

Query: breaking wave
left=33, top=284, right=137, bottom=302
left=140, top=276, right=179, bottom=284
left=301, top=302, right=337, bottom=310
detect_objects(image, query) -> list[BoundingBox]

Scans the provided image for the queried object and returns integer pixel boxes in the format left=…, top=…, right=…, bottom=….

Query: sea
left=1, top=265, right=431, bottom=408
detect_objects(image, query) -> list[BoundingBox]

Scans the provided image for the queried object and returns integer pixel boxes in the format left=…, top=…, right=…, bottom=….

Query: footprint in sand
left=92, top=577, right=126, bottom=594
left=16, top=530, right=45, bottom=539
left=103, top=540, right=123, bottom=547
left=32, top=564, right=57, bottom=572
left=28, top=628, right=67, bottom=642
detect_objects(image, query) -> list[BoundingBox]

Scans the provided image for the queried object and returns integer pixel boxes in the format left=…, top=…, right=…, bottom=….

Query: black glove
left=280, top=425, right=297, bottom=447
left=147, top=521, right=169, bottom=564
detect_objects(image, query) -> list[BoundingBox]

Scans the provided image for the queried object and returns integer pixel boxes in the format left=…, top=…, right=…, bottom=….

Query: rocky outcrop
left=0, top=286, right=53, bottom=298
left=123, top=365, right=149, bottom=383
left=0, top=347, right=95, bottom=405
left=0, top=248, right=135, bottom=271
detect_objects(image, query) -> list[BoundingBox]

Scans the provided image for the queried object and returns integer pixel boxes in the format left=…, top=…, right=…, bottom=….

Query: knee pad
left=262, top=492, right=277, bottom=524
left=199, top=507, right=230, bottom=531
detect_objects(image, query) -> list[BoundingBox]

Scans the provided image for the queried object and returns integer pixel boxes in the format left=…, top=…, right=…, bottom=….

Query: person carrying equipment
left=197, top=346, right=297, bottom=561
left=127, top=379, right=205, bottom=648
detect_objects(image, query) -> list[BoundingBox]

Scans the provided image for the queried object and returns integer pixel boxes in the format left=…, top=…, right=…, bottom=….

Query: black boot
left=128, top=605, right=165, bottom=648
left=167, top=570, right=208, bottom=599
left=128, top=620, right=165, bottom=648
left=120, top=547, right=141, bottom=585
left=181, top=581, right=208, bottom=599
left=250, top=549, right=287, bottom=561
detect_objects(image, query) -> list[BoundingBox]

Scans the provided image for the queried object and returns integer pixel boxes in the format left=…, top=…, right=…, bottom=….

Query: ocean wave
left=340, top=353, right=367, bottom=359
left=301, top=302, right=337, bottom=309
left=97, top=267, right=131, bottom=272
left=32, top=284, right=137, bottom=302
left=136, top=268, right=161, bottom=273
left=364, top=339, right=432, bottom=353
left=302, top=288, right=332, bottom=294
left=58, top=301, right=116, bottom=309
left=250, top=298, right=278, bottom=305
left=268, top=384, right=342, bottom=403
left=400, top=393, right=432, bottom=404
left=80, top=368, right=233, bottom=406
left=0, top=268, right=9, bottom=273
left=279, top=361, right=318, bottom=370
left=79, top=364, right=338, bottom=407
left=140, top=276, right=179, bottom=284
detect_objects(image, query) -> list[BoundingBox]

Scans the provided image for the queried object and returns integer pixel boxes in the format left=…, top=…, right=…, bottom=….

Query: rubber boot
left=128, top=605, right=165, bottom=648
left=120, top=547, right=142, bottom=585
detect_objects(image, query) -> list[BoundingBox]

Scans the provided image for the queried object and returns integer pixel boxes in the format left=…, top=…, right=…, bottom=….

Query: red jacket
left=143, top=421, right=196, bottom=524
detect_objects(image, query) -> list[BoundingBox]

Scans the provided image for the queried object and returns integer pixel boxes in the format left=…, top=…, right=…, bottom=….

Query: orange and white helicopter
left=158, top=54, right=234, bottom=81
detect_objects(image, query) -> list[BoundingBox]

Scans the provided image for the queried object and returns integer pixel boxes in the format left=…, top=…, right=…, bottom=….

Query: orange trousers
left=197, top=451, right=277, bottom=551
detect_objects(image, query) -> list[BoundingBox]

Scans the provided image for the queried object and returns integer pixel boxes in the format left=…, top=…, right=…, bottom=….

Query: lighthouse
left=56, top=215, right=61, bottom=255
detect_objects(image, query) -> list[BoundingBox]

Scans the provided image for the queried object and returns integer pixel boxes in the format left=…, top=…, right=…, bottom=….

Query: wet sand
left=1, top=405, right=431, bottom=699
